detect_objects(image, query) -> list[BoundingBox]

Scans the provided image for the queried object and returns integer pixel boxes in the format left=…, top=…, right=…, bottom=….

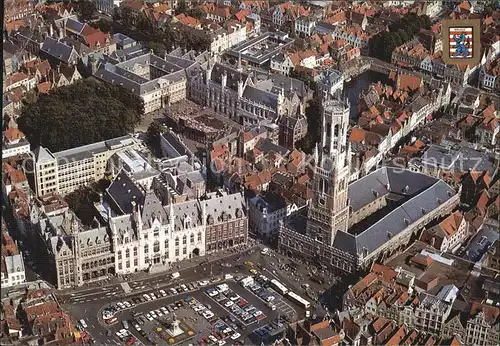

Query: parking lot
left=89, top=275, right=301, bottom=346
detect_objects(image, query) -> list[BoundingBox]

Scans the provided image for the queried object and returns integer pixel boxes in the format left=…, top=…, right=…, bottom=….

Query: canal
left=344, top=70, right=389, bottom=119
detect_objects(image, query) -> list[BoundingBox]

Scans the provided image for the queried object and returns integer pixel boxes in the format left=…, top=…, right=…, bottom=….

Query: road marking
left=71, top=290, right=111, bottom=299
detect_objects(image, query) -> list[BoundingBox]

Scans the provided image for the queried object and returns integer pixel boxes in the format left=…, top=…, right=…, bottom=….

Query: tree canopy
left=91, top=18, right=113, bottom=33
left=295, top=96, right=322, bottom=154
left=71, top=0, right=98, bottom=22
left=18, top=79, right=144, bottom=152
left=369, top=13, right=431, bottom=62
left=121, top=11, right=211, bottom=54
left=65, top=180, right=109, bottom=227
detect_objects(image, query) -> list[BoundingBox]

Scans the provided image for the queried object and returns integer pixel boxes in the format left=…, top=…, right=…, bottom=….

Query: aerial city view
left=1, top=0, right=499, bottom=345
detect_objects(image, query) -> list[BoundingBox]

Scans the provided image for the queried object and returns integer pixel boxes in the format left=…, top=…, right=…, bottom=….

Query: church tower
left=306, top=94, right=351, bottom=246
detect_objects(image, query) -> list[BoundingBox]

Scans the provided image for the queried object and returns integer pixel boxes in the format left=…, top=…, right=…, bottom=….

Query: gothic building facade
left=188, top=56, right=309, bottom=126
left=278, top=92, right=459, bottom=274
left=31, top=188, right=247, bottom=288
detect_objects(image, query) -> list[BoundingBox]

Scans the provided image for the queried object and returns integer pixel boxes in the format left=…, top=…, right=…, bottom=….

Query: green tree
left=18, top=79, right=144, bottom=152
left=295, top=97, right=322, bottom=154
left=176, top=0, right=187, bottom=14
left=121, top=7, right=134, bottom=27
left=144, top=41, right=167, bottom=56
left=72, top=0, right=97, bottom=22
left=187, top=7, right=204, bottom=19
left=146, top=122, right=162, bottom=156
left=64, top=182, right=108, bottom=226
left=91, top=18, right=113, bottom=33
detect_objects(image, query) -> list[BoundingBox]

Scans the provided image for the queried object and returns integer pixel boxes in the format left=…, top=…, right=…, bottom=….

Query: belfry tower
left=306, top=93, right=351, bottom=246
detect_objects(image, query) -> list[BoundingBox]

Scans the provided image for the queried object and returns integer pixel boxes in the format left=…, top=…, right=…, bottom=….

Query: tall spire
left=237, top=51, right=242, bottom=72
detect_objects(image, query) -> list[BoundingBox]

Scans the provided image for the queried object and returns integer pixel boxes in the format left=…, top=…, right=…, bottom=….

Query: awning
left=73, top=331, right=81, bottom=340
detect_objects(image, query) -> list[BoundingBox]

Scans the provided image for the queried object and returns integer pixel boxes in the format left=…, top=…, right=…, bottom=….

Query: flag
left=448, top=27, right=474, bottom=58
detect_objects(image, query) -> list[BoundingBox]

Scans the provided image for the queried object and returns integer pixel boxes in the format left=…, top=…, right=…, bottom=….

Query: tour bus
left=287, top=291, right=311, bottom=309
left=270, top=279, right=289, bottom=296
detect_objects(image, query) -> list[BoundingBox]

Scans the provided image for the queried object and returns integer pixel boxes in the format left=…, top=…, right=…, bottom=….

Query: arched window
left=334, top=124, right=339, bottom=137
left=154, top=241, right=160, bottom=253
left=190, top=234, right=194, bottom=244
left=125, top=248, right=130, bottom=258
left=133, top=247, right=137, bottom=256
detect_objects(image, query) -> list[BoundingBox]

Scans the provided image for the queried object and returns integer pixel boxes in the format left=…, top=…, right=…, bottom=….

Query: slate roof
left=65, top=18, right=85, bottom=34
left=242, top=85, right=278, bottom=109
left=334, top=167, right=457, bottom=257
left=210, top=62, right=249, bottom=91
left=419, top=144, right=495, bottom=174
left=41, top=37, right=78, bottom=64
left=112, top=33, right=137, bottom=48
left=33, top=146, right=55, bottom=164
left=106, top=169, right=146, bottom=215
left=255, top=138, right=289, bottom=157
left=78, top=226, right=110, bottom=250
left=95, top=53, right=190, bottom=95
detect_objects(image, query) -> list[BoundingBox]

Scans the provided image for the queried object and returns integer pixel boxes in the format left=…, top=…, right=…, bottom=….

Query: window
left=183, top=235, right=187, bottom=245
left=144, top=244, right=149, bottom=253
left=154, top=228, right=159, bottom=237
left=198, top=232, right=202, bottom=242
left=133, top=247, right=137, bottom=256
left=175, top=249, right=179, bottom=256
left=175, top=237, right=179, bottom=247
left=164, top=239, right=168, bottom=249
left=118, top=251, right=122, bottom=260
left=183, top=247, right=187, bottom=255
left=190, top=234, right=194, bottom=244
left=125, top=248, right=130, bottom=258
left=118, top=263, right=122, bottom=270
left=154, top=241, right=160, bottom=253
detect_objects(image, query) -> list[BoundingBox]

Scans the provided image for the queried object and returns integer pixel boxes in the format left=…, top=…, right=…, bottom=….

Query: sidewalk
left=57, top=241, right=262, bottom=295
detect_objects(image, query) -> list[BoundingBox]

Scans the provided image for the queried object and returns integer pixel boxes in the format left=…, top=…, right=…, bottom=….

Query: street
left=58, top=245, right=335, bottom=344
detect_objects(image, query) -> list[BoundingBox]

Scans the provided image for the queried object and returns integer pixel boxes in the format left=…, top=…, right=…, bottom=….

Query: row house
left=344, top=263, right=499, bottom=346
left=208, top=21, right=247, bottom=54
left=270, top=50, right=318, bottom=76
left=271, top=2, right=310, bottom=28
left=5, top=0, right=34, bottom=22
left=392, top=41, right=430, bottom=70
left=173, top=13, right=201, bottom=29
left=294, top=15, right=316, bottom=36
left=5, top=72, right=36, bottom=93
left=478, top=58, right=499, bottom=92
left=420, top=211, right=468, bottom=253
left=332, top=26, right=371, bottom=51
left=3, top=41, right=35, bottom=77
left=199, top=3, right=232, bottom=23
left=475, top=105, right=499, bottom=147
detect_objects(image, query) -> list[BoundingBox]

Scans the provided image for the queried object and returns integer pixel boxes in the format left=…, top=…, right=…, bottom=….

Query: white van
left=261, top=248, right=270, bottom=255
left=79, top=319, right=88, bottom=329
left=171, top=272, right=180, bottom=279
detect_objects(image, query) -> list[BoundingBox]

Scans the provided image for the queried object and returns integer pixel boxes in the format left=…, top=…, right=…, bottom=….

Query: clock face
left=319, top=198, right=326, bottom=206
